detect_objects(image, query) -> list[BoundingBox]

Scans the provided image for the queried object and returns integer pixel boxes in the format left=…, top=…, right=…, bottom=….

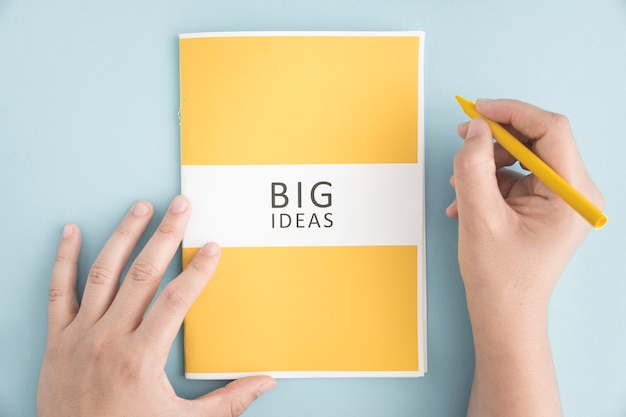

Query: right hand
left=447, top=99, right=604, bottom=307
left=447, top=98, right=604, bottom=417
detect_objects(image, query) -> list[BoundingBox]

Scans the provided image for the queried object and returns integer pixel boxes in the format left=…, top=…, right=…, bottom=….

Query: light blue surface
left=1, top=1, right=625, bottom=416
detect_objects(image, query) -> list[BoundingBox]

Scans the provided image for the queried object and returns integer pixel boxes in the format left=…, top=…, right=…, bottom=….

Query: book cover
left=180, top=31, right=426, bottom=379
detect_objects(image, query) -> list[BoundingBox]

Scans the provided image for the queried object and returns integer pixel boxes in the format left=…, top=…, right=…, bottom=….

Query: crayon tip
left=455, top=95, right=471, bottom=108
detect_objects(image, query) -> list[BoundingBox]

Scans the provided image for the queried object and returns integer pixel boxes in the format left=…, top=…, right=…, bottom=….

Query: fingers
left=474, top=98, right=584, bottom=180
left=457, top=121, right=519, bottom=169
left=78, top=201, right=154, bottom=324
left=446, top=170, right=525, bottom=220
left=194, top=376, right=277, bottom=417
left=452, top=118, right=507, bottom=225
left=445, top=198, right=458, bottom=218
left=105, top=195, right=192, bottom=330
left=475, top=98, right=563, bottom=141
left=137, top=242, right=221, bottom=357
left=48, top=224, right=82, bottom=334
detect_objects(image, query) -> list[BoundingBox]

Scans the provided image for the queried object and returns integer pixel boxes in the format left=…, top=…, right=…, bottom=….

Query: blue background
left=1, top=1, right=625, bottom=416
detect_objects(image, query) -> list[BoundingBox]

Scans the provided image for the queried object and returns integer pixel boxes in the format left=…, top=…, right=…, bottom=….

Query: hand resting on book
left=36, top=195, right=276, bottom=417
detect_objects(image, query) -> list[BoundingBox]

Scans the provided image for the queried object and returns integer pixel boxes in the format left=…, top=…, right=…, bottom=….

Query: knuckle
left=187, top=256, right=216, bottom=275
left=156, top=223, right=179, bottom=240
left=551, top=113, right=571, bottom=131
left=452, top=151, right=467, bottom=169
left=85, top=333, right=112, bottom=362
left=88, top=261, right=116, bottom=286
left=48, top=286, right=66, bottom=303
left=55, top=251, right=76, bottom=264
left=115, top=223, right=133, bottom=237
left=208, top=386, right=251, bottom=417
left=160, top=285, right=187, bottom=311
left=229, top=394, right=249, bottom=417
left=118, top=348, right=146, bottom=381
left=44, top=334, right=76, bottom=363
left=126, top=259, right=160, bottom=285
left=83, top=333, right=147, bottom=381
left=453, top=148, right=490, bottom=173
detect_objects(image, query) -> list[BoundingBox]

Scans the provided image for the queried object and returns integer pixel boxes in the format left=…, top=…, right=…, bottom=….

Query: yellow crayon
left=455, top=95, right=607, bottom=229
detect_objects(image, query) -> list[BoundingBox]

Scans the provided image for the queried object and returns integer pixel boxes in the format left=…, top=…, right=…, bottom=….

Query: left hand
left=37, top=196, right=276, bottom=417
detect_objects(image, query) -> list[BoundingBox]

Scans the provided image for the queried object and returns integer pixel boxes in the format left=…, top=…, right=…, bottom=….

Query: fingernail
left=132, top=201, right=150, bottom=217
left=62, top=224, right=73, bottom=239
left=476, top=98, right=493, bottom=104
left=446, top=200, right=457, bottom=211
left=256, top=379, right=278, bottom=397
left=170, top=195, right=188, bottom=214
left=200, top=242, right=221, bottom=257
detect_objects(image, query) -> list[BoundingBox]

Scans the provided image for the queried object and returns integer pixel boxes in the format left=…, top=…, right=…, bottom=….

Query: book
left=179, top=31, right=426, bottom=379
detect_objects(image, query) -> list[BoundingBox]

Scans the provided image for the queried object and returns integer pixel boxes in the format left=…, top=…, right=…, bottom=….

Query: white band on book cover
left=182, top=163, right=423, bottom=248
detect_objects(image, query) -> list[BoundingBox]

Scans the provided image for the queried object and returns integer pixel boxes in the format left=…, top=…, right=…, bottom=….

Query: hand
left=446, top=99, right=604, bottom=417
left=37, top=196, right=276, bottom=417
left=447, top=98, right=604, bottom=305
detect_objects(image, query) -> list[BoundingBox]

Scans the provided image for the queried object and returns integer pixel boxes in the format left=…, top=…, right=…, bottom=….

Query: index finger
left=475, top=99, right=585, bottom=180
left=136, top=242, right=221, bottom=359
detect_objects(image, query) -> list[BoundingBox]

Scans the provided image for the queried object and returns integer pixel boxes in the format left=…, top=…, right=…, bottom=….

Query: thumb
left=453, top=118, right=506, bottom=224
left=194, top=376, right=277, bottom=417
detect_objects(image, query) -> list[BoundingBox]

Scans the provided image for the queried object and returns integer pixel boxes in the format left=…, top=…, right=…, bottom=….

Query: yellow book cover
left=179, top=31, right=426, bottom=379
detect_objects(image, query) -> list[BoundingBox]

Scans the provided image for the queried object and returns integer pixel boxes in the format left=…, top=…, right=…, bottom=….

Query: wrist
left=465, top=286, right=556, bottom=405
left=465, top=283, right=552, bottom=348
left=462, top=268, right=555, bottom=317
left=465, top=286, right=561, bottom=417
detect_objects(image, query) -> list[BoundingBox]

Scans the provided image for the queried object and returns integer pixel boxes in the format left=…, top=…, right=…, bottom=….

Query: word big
left=270, top=181, right=334, bottom=229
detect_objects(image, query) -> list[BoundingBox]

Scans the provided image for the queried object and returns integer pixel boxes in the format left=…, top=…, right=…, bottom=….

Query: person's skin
left=37, top=99, right=603, bottom=417
left=37, top=195, right=277, bottom=417
left=446, top=99, right=604, bottom=417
